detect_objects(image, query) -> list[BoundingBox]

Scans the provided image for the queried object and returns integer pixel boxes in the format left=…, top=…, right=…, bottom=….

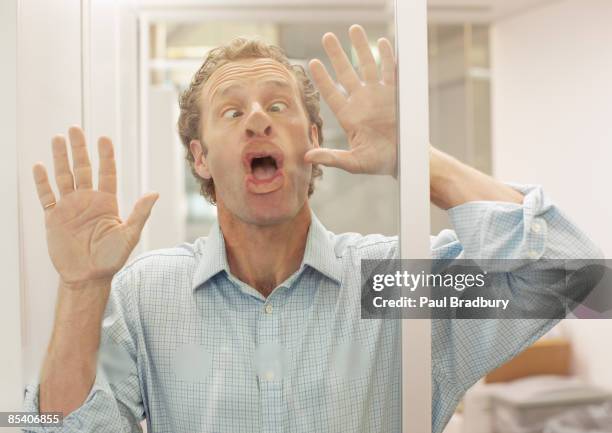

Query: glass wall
left=147, top=19, right=398, bottom=242
left=146, top=19, right=491, bottom=243
left=428, top=23, right=492, bottom=233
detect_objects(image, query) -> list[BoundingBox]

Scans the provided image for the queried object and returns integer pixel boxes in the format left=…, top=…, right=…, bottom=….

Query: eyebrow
left=215, top=84, right=244, bottom=100
left=258, top=79, right=294, bottom=93
left=213, top=79, right=294, bottom=101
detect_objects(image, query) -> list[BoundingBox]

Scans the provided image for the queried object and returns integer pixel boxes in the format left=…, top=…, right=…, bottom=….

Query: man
left=26, top=25, right=599, bottom=432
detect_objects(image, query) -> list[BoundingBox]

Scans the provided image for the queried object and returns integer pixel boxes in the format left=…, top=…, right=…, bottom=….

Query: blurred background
left=144, top=19, right=397, bottom=241
left=2, top=0, right=612, bottom=432
left=143, top=16, right=491, bottom=241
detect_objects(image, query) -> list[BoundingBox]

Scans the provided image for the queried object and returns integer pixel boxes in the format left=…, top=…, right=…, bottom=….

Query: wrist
left=429, top=146, right=524, bottom=209
left=56, top=278, right=112, bottom=320
left=60, top=277, right=113, bottom=292
left=429, top=147, right=462, bottom=209
left=45, top=279, right=111, bottom=375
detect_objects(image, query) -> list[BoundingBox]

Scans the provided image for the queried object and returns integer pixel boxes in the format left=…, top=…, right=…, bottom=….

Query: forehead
left=202, top=58, right=300, bottom=102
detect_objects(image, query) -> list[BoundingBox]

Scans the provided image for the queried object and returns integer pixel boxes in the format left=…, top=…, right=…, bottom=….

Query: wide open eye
left=269, top=102, right=288, bottom=113
left=222, top=108, right=242, bottom=119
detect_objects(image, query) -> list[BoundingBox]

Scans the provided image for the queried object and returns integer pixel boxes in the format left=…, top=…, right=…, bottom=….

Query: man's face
left=191, top=58, right=319, bottom=226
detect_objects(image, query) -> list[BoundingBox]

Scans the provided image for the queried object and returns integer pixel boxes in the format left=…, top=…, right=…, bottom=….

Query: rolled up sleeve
left=22, top=269, right=145, bottom=433
left=434, top=183, right=602, bottom=260
left=430, top=183, right=603, bottom=433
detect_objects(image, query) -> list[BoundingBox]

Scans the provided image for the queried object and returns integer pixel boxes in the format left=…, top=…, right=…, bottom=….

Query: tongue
left=253, top=163, right=277, bottom=180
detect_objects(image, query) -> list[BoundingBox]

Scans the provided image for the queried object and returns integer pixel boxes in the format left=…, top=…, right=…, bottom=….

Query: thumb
left=125, top=192, right=159, bottom=243
left=304, top=149, right=360, bottom=173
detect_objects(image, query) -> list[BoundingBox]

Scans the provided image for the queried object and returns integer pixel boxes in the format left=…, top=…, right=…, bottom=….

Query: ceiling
left=137, top=0, right=562, bottom=24
left=427, top=0, right=561, bottom=22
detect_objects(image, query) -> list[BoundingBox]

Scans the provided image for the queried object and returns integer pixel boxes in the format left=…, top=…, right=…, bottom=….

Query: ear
left=189, top=139, right=212, bottom=180
left=309, top=124, right=320, bottom=149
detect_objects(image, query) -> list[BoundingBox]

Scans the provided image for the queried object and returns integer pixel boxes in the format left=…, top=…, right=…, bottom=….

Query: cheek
left=206, top=148, right=241, bottom=181
left=285, top=118, right=314, bottom=149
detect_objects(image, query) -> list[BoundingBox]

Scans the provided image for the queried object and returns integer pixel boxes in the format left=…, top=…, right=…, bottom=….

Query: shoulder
left=121, top=243, right=197, bottom=275
left=328, top=229, right=462, bottom=261
left=112, top=238, right=211, bottom=289
left=109, top=238, right=214, bottom=316
left=331, top=231, right=399, bottom=260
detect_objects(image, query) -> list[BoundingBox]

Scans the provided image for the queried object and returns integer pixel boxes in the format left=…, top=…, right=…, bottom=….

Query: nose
left=245, top=104, right=272, bottom=139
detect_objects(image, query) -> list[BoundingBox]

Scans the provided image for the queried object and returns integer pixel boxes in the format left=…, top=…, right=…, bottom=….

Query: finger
left=51, top=135, right=75, bottom=196
left=98, top=136, right=117, bottom=194
left=349, top=25, right=378, bottom=83
left=32, top=163, right=57, bottom=211
left=322, top=32, right=362, bottom=94
left=308, top=59, right=347, bottom=115
left=378, top=38, right=396, bottom=85
left=304, top=148, right=361, bottom=174
left=68, top=125, right=93, bottom=190
left=124, top=193, right=159, bottom=244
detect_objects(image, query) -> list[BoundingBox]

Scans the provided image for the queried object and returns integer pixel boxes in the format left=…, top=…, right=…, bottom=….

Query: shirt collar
left=191, top=212, right=342, bottom=292
left=192, top=221, right=230, bottom=291
left=301, top=213, right=343, bottom=285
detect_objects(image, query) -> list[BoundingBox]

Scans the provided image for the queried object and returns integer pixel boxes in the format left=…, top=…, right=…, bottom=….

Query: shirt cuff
left=23, top=369, right=113, bottom=432
left=447, top=183, right=551, bottom=260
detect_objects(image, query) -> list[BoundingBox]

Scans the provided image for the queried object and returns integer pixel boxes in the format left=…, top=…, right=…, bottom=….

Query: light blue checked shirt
left=24, top=184, right=600, bottom=433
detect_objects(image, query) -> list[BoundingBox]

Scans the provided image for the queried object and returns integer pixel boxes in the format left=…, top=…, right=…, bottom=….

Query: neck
left=218, top=203, right=312, bottom=298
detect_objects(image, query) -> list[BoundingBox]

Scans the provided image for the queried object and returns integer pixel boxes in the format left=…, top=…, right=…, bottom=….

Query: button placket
left=527, top=218, right=547, bottom=259
left=256, top=298, right=284, bottom=433
left=264, top=303, right=274, bottom=315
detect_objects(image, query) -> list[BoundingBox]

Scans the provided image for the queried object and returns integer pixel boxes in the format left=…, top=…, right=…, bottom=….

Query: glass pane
left=426, top=8, right=611, bottom=433
left=143, top=5, right=403, bottom=433
left=147, top=20, right=398, bottom=241
left=428, top=23, right=492, bottom=234
left=427, top=22, right=495, bottom=433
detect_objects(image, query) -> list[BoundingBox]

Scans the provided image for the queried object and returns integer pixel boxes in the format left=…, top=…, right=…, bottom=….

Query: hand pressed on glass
left=306, top=24, right=397, bottom=177
left=32, top=125, right=158, bottom=288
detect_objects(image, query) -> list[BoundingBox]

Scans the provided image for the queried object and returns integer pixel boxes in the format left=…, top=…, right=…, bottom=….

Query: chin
left=242, top=193, right=301, bottom=227
left=236, top=186, right=312, bottom=227
left=216, top=181, right=310, bottom=227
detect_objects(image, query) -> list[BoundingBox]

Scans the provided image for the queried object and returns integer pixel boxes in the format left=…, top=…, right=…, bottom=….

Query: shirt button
left=531, top=222, right=542, bottom=233
left=264, top=304, right=273, bottom=314
left=263, top=371, right=275, bottom=381
left=528, top=250, right=539, bottom=259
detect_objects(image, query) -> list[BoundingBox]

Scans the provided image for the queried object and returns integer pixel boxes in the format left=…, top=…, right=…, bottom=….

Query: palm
left=46, top=191, right=131, bottom=282
left=335, top=83, right=396, bottom=174
left=33, top=126, right=158, bottom=286
left=307, top=25, right=398, bottom=176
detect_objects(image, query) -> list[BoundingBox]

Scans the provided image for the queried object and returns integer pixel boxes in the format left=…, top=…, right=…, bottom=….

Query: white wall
left=15, top=0, right=139, bottom=390
left=0, top=0, right=23, bottom=422
left=17, top=0, right=83, bottom=386
left=146, top=87, right=186, bottom=250
left=491, top=0, right=612, bottom=257
left=491, top=0, right=612, bottom=388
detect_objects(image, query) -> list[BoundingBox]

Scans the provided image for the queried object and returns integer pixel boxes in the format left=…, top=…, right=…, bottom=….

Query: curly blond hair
left=177, top=37, right=324, bottom=205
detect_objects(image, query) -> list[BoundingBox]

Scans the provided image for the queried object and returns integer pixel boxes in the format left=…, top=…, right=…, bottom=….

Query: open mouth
left=251, top=155, right=279, bottom=181
left=243, top=151, right=285, bottom=193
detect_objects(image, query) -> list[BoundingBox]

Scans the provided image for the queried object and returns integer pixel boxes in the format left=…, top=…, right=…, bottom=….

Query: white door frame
left=396, top=1, right=433, bottom=432
left=0, top=0, right=24, bottom=421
